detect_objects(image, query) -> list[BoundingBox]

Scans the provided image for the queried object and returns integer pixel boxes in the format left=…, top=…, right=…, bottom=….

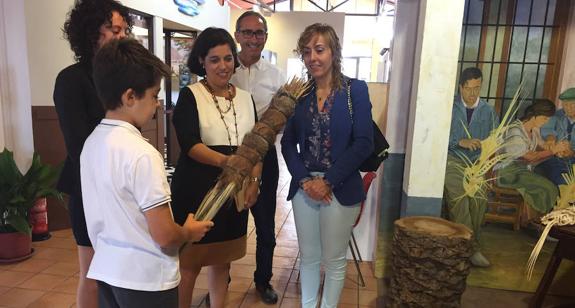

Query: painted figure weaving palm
left=539, top=88, right=575, bottom=185
left=444, top=67, right=498, bottom=268
left=496, top=99, right=560, bottom=225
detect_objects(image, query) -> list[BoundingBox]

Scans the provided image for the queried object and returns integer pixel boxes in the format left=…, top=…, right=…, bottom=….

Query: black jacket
left=53, top=61, right=105, bottom=197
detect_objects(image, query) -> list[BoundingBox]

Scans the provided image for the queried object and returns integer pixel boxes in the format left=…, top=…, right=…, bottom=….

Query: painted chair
left=485, top=171, right=525, bottom=231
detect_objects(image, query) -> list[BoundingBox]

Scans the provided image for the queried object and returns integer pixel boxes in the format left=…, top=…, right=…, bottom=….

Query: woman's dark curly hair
left=63, top=0, right=133, bottom=63
left=187, top=27, right=239, bottom=76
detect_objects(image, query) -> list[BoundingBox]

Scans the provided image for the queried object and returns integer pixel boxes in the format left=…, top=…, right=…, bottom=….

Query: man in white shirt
left=230, top=11, right=286, bottom=305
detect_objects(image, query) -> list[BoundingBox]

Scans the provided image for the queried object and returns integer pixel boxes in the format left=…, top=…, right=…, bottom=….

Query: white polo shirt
left=80, top=119, right=177, bottom=291
left=230, top=57, right=286, bottom=119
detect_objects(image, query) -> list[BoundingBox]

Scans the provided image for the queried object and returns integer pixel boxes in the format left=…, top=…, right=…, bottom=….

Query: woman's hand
left=551, top=140, right=571, bottom=156
left=522, top=151, right=540, bottom=163
left=243, top=180, right=260, bottom=209
left=303, top=177, right=332, bottom=203
left=188, top=144, right=229, bottom=168
left=543, top=135, right=557, bottom=151
left=557, top=147, right=575, bottom=158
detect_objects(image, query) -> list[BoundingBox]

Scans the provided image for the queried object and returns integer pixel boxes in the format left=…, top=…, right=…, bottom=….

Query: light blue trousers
left=292, top=188, right=360, bottom=308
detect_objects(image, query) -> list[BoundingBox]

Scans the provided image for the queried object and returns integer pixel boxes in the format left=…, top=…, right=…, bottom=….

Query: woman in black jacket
left=53, top=1, right=131, bottom=307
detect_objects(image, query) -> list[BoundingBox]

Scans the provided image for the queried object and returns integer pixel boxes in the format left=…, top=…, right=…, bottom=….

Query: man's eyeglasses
left=238, top=29, right=267, bottom=39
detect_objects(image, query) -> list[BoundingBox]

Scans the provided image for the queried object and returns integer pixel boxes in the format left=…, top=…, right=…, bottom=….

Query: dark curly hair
left=187, top=27, right=239, bottom=76
left=63, top=0, right=133, bottom=63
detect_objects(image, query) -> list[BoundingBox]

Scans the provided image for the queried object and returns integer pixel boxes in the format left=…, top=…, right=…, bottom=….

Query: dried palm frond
left=557, top=164, right=575, bottom=210
left=456, top=83, right=527, bottom=200
left=195, top=77, right=311, bottom=221
left=525, top=206, right=575, bottom=280
left=526, top=164, right=575, bottom=279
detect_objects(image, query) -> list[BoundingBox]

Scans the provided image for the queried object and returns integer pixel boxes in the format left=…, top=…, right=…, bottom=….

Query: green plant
left=0, top=149, right=62, bottom=234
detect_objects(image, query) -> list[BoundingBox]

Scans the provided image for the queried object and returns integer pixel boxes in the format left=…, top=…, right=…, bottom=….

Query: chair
left=348, top=171, right=377, bottom=287
left=485, top=179, right=525, bottom=231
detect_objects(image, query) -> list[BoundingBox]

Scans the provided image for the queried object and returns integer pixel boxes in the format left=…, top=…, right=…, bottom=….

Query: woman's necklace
left=202, top=79, right=233, bottom=113
left=201, top=79, right=239, bottom=147
left=316, top=87, right=332, bottom=103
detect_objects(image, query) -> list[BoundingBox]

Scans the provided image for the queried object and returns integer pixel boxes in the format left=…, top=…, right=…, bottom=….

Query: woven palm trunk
left=387, top=216, right=473, bottom=308
left=194, top=78, right=309, bottom=221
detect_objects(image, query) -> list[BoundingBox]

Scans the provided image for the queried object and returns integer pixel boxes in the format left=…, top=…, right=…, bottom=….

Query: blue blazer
left=281, top=78, right=374, bottom=206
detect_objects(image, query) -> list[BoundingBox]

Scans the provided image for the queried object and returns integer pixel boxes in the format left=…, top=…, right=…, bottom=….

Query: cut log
left=386, top=216, right=473, bottom=308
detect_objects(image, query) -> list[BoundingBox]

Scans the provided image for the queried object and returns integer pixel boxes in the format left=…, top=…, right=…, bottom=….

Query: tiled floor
left=0, top=149, right=378, bottom=307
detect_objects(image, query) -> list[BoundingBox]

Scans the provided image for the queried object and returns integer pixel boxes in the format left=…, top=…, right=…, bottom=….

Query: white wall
left=385, top=0, right=419, bottom=153
left=24, top=0, right=75, bottom=107
left=559, top=1, right=575, bottom=96
left=24, top=0, right=230, bottom=107
left=0, top=1, right=7, bottom=151
left=0, top=0, right=34, bottom=171
left=402, top=0, right=465, bottom=199
left=230, top=10, right=345, bottom=78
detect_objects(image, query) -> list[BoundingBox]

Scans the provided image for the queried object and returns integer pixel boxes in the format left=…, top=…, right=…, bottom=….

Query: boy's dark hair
left=63, top=0, right=133, bottom=63
left=92, top=39, right=171, bottom=111
left=235, top=11, right=268, bottom=32
left=520, top=98, right=556, bottom=121
left=187, top=28, right=239, bottom=76
left=459, top=67, right=483, bottom=86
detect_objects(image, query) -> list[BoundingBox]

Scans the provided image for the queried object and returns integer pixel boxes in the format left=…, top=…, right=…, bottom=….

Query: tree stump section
left=387, top=216, right=473, bottom=308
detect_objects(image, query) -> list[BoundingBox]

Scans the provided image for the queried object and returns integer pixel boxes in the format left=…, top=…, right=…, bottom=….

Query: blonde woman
left=281, top=23, right=373, bottom=308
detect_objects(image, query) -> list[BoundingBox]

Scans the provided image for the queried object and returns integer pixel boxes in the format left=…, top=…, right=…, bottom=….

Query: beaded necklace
left=201, top=79, right=239, bottom=147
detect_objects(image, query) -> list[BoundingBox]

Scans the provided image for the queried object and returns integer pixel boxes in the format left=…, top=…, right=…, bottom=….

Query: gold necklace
left=201, top=79, right=239, bottom=147
left=316, top=87, right=332, bottom=103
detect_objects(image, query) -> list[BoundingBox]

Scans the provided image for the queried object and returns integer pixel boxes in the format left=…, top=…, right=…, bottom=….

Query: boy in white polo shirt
left=81, top=39, right=214, bottom=308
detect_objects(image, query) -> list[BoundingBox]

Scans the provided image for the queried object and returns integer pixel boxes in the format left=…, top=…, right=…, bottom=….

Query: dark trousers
left=250, top=147, right=279, bottom=285
left=97, top=281, right=178, bottom=308
left=535, top=156, right=575, bottom=186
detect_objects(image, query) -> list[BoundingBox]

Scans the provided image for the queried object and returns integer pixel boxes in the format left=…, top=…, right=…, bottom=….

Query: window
left=343, top=57, right=372, bottom=81
left=163, top=31, right=197, bottom=108
left=457, top=0, right=569, bottom=117
left=129, top=10, right=153, bottom=50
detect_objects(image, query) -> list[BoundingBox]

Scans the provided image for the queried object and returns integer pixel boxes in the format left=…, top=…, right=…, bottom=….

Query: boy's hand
left=183, top=214, right=214, bottom=242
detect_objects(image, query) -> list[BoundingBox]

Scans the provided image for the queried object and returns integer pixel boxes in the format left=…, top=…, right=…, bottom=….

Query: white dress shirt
left=230, top=57, right=286, bottom=119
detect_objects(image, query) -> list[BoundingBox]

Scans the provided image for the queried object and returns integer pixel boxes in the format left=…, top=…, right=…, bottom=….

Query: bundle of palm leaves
left=194, top=77, right=310, bottom=221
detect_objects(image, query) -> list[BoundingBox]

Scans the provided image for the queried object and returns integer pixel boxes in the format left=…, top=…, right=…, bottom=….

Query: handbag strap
left=347, top=79, right=354, bottom=124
